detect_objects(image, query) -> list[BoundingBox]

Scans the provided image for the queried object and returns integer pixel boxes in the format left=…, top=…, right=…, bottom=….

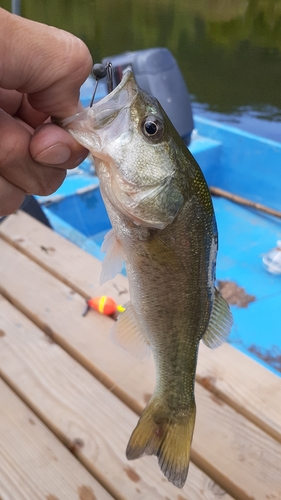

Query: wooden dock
left=0, top=211, right=280, bottom=500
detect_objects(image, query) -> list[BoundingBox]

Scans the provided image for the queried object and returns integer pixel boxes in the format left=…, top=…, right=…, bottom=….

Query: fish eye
left=141, top=116, right=164, bottom=141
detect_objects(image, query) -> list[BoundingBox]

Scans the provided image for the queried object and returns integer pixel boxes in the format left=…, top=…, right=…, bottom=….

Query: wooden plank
left=0, top=239, right=146, bottom=412
left=0, top=240, right=280, bottom=498
left=1, top=212, right=281, bottom=444
left=0, top=211, right=130, bottom=304
left=0, top=378, right=113, bottom=500
left=0, top=237, right=151, bottom=415
left=0, top=295, right=232, bottom=500
left=192, top=387, right=281, bottom=500
left=197, top=342, right=281, bottom=443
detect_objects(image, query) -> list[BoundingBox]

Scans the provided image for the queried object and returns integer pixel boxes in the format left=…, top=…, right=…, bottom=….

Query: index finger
left=0, top=8, right=93, bottom=118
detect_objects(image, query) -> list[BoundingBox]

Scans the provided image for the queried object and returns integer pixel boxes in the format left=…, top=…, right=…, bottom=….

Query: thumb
left=0, top=9, right=93, bottom=118
left=30, top=122, right=88, bottom=167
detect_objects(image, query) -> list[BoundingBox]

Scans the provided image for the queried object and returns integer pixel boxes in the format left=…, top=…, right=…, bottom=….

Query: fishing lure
left=90, top=62, right=113, bottom=107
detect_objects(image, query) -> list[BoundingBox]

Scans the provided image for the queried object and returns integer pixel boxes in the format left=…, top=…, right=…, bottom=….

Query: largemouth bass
left=59, top=71, right=232, bottom=488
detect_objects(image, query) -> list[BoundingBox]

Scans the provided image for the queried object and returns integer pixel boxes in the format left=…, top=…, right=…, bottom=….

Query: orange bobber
left=87, top=296, right=125, bottom=316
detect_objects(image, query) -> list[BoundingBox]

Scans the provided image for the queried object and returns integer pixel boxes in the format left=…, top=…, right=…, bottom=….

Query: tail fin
left=126, top=397, right=196, bottom=488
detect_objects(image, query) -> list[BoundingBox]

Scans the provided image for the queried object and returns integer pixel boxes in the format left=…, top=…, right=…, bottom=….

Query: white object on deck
left=263, top=240, right=281, bottom=274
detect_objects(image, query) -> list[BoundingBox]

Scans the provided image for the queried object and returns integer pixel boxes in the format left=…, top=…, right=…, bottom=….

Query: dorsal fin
left=202, top=288, right=233, bottom=349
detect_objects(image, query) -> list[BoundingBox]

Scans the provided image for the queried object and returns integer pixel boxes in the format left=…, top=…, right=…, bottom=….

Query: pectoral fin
left=111, top=301, right=150, bottom=359
left=100, top=228, right=125, bottom=284
left=202, top=288, right=233, bottom=348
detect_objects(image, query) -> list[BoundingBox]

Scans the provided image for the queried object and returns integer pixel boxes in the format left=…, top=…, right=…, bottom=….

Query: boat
left=37, top=49, right=281, bottom=377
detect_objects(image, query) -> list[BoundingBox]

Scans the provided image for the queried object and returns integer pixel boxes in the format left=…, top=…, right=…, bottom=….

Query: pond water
left=2, top=0, right=281, bottom=141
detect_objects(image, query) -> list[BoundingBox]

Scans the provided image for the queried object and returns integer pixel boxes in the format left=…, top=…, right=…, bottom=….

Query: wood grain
left=0, top=378, right=112, bottom=500
left=0, top=237, right=154, bottom=414
left=197, top=342, right=281, bottom=443
left=1, top=212, right=281, bottom=443
left=0, top=295, right=232, bottom=500
left=0, top=233, right=280, bottom=498
left=0, top=211, right=130, bottom=304
left=193, top=385, right=281, bottom=499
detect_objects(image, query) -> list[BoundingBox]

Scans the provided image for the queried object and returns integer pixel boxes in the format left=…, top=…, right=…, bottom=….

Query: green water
left=2, top=0, right=281, bottom=140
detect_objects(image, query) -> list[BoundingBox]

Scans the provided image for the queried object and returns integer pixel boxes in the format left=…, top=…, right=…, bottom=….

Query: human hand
left=0, top=8, right=93, bottom=216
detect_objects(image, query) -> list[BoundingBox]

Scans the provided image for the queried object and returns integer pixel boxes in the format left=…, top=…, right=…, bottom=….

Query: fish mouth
left=57, top=70, right=137, bottom=129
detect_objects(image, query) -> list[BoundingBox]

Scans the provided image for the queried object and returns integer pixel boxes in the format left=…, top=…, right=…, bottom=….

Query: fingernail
left=35, top=143, right=72, bottom=165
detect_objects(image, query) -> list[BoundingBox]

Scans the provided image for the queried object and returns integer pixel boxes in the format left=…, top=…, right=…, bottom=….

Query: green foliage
left=2, top=0, right=281, bottom=117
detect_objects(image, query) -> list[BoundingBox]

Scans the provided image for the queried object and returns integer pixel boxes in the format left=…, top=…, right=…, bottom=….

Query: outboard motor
left=102, top=48, right=194, bottom=145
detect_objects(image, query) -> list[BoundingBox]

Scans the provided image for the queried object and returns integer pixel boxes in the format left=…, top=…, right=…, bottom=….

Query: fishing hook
left=90, top=61, right=113, bottom=107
